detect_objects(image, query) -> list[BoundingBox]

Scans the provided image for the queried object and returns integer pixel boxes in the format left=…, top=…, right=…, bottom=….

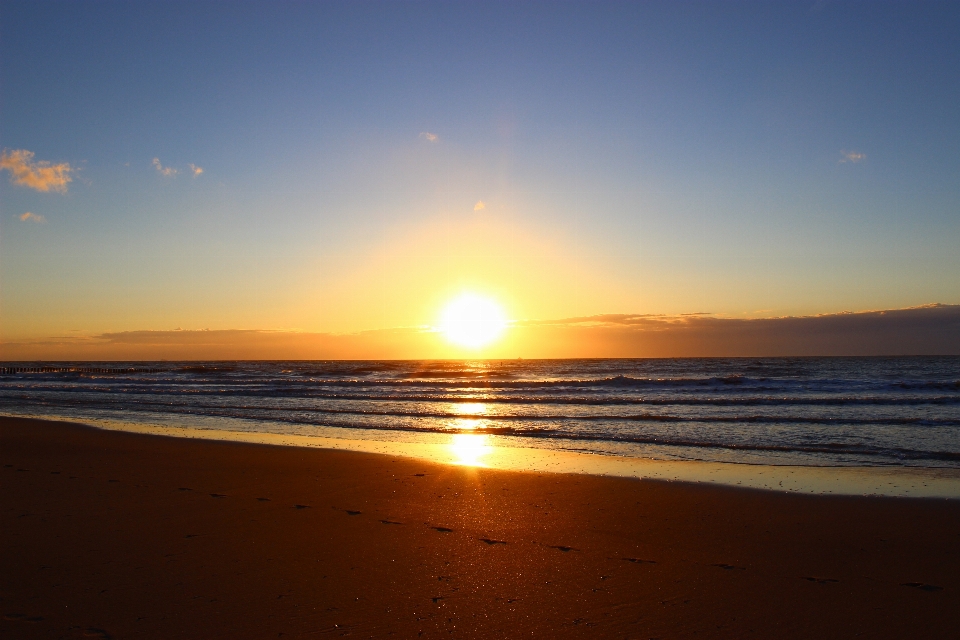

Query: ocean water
left=2, top=357, right=959, bottom=468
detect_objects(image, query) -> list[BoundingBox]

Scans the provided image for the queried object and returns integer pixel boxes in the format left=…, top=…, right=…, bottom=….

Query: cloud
left=474, top=200, right=485, bottom=211
left=0, top=328, right=437, bottom=361
left=420, top=132, right=438, bottom=142
left=516, top=314, right=661, bottom=327
left=18, top=212, right=46, bottom=223
left=840, top=150, right=866, bottom=163
left=0, top=149, right=72, bottom=192
left=188, top=163, right=203, bottom=177
left=3, top=305, right=958, bottom=360
left=152, top=158, right=179, bottom=177
left=510, top=304, right=960, bottom=357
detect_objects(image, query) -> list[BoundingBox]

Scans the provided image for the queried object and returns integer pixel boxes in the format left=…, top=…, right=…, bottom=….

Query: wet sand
left=2, top=416, right=959, bottom=638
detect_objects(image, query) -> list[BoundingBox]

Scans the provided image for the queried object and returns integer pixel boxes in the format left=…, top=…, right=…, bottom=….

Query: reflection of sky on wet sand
left=81, top=418, right=960, bottom=498
left=450, top=433, right=491, bottom=466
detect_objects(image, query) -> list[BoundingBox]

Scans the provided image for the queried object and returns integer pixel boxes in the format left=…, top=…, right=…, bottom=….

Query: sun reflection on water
left=448, top=402, right=488, bottom=432
left=450, top=433, right=491, bottom=466
left=452, top=402, right=487, bottom=416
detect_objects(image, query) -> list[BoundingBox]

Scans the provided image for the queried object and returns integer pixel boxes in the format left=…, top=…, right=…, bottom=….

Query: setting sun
left=438, top=293, right=508, bottom=349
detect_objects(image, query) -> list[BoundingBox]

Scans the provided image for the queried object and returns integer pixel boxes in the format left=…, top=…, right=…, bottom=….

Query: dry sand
left=2, top=416, right=959, bottom=638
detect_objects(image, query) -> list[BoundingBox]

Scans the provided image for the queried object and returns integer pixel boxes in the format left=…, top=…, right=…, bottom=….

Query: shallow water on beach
left=2, top=357, right=959, bottom=470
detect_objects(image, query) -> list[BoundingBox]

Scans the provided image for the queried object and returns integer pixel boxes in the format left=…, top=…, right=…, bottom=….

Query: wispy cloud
left=840, top=150, right=866, bottom=163
left=188, top=163, right=203, bottom=177
left=420, top=132, right=438, bottom=142
left=18, top=212, right=46, bottom=223
left=474, top=200, right=485, bottom=211
left=152, top=158, right=179, bottom=177
left=0, top=149, right=72, bottom=192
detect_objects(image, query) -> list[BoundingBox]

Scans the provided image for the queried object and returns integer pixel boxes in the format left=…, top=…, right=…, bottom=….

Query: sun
left=438, top=293, right=508, bottom=349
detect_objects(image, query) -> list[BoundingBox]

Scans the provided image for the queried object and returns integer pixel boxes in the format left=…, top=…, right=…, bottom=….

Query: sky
left=2, top=1, right=959, bottom=358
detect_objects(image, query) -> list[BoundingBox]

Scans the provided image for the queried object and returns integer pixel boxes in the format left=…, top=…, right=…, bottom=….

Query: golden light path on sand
left=449, top=433, right=492, bottom=466
left=447, top=402, right=492, bottom=465
left=20, top=414, right=960, bottom=499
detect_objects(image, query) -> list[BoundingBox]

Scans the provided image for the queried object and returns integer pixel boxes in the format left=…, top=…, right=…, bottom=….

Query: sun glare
left=450, top=433, right=491, bottom=466
left=438, top=294, right=507, bottom=349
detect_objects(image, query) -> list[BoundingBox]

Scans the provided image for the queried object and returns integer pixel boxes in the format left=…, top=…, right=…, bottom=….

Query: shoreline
left=7, top=412, right=960, bottom=498
left=4, top=415, right=960, bottom=638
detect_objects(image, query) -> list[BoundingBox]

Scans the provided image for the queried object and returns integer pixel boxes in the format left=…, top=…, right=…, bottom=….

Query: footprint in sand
left=902, top=582, right=943, bottom=592
left=3, top=613, right=43, bottom=622
left=712, top=563, right=745, bottom=571
left=479, top=538, right=507, bottom=545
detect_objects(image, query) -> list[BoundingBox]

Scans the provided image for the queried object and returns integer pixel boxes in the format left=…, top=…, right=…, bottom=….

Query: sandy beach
left=3, top=416, right=959, bottom=638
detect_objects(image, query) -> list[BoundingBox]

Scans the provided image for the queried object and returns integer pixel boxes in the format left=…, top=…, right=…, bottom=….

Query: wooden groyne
left=0, top=366, right=163, bottom=375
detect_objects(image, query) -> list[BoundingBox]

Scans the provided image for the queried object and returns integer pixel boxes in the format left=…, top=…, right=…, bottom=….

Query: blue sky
left=2, top=1, right=959, bottom=350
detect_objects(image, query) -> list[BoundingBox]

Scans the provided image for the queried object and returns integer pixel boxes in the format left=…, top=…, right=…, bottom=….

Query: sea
left=2, top=357, right=959, bottom=469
